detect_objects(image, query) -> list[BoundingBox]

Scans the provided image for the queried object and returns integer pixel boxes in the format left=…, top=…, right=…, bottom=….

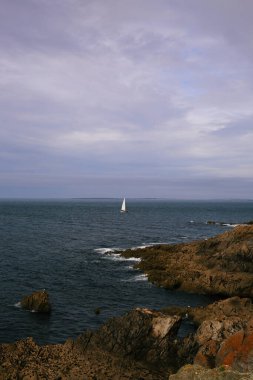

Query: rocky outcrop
left=2, top=298, right=253, bottom=378
left=169, top=364, right=253, bottom=380
left=20, top=290, right=51, bottom=313
left=0, top=308, right=181, bottom=379
left=0, top=337, right=164, bottom=379
left=5, top=227, right=253, bottom=378
left=121, top=225, right=253, bottom=297
left=76, top=308, right=181, bottom=372
left=174, top=297, right=253, bottom=372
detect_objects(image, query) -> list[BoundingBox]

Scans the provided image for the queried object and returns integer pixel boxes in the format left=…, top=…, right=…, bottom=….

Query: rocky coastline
left=122, top=225, right=253, bottom=297
left=1, top=225, right=253, bottom=379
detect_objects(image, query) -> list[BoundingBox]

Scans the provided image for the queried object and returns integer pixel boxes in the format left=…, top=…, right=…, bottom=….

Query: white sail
left=121, top=198, right=127, bottom=212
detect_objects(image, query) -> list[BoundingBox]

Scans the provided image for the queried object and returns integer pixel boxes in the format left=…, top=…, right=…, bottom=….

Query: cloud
left=0, top=0, right=253, bottom=197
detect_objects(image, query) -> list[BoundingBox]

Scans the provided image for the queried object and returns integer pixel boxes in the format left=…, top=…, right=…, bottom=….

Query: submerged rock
left=20, top=290, right=51, bottom=313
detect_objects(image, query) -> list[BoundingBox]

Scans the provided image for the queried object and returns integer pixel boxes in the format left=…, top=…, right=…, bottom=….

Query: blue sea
left=0, top=199, right=253, bottom=345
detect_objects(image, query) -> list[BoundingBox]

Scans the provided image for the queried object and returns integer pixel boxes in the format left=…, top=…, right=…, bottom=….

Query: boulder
left=20, top=290, right=51, bottom=313
left=215, top=326, right=253, bottom=372
left=76, top=307, right=181, bottom=371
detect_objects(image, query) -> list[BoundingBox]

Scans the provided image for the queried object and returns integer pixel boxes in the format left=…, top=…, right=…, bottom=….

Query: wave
left=121, top=273, right=148, bottom=282
left=94, top=247, right=142, bottom=262
left=94, top=247, right=121, bottom=254
left=130, top=242, right=168, bottom=250
left=14, top=302, right=37, bottom=313
left=220, top=223, right=239, bottom=227
left=102, top=253, right=141, bottom=262
left=134, top=274, right=148, bottom=281
left=205, top=221, right=240, bottom=227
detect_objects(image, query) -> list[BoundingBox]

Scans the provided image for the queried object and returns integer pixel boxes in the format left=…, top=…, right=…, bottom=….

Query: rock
left=2, top=298, right=253, bottom=378
left=0, top=334, right=168, bottom=379
left=215, top=327, right=253, bottom=372
left=121, top=225, right=253, bottom=297
left=20, top=290, right=51, bottom=313
left=188, top=297, right=253, bottom=326
left=169, top=364, right=253, bottom=379
left=174, top=297, right=253, bottom=372
left=76, top=307, right=181, bottom=371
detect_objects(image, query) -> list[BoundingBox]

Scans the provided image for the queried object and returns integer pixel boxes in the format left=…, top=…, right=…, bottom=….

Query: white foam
left=131, top=245, right=149, bottom=250
left=102, top=253, right=124, bottom=261
left=127, top=257, right=141, bottom=262
left=222, top=223, right=239, bottom=228
left=121, top=273, right=148, bottom=282
left=102, top=253, right=141, bottom=262
left=94, top=248, right=117, bottom=254
left=131, top=243, right=165, bottom=250
left=134, top=273, right=148, bottom=281
left=125, top=265, right=135, bottom=270
left=14, top=302, right=21, bottom=308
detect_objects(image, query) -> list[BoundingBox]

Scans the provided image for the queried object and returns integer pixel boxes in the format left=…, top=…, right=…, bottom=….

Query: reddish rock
left=216, top=330, right=245, bottom=367
left=194, top=339, right=220, bottom=368
left=216, top=330, right=253, bottom=372
left=176, top=297, right=253, bottom=372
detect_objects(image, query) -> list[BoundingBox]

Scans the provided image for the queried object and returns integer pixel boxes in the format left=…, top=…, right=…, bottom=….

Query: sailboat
left=120, top=198, right=127, bottom=213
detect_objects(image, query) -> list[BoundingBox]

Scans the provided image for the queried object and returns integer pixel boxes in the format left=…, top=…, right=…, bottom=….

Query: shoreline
left=2, top=225, right=253, bottom=379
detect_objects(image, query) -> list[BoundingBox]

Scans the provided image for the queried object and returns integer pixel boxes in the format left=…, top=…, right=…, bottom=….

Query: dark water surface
left=0, top=199, right=252, bottom=344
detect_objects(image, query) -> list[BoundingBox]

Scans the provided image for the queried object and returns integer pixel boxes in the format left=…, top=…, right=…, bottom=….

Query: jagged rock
left=173, top=298, right=253, bottom=372
left=0, top=334, right=169, bottom=379
left=188, top=297, right=253, bottom=326
left=2, top=298, right=253, bottom=378
left=215, top=326, right=253, bottom=372
left=20, top=290, right=51, bottom=313
left=121, top=225, right=253, bottom=297
left=76, top=307, right=181, bottom=371
left=169, top=364, right=253, bottom=379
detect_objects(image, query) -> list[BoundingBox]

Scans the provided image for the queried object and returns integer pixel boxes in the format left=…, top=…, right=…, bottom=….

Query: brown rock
left=76, top=307, right=181, bottom=371
left=189, top=297, right=253, bottom=326
left=0, top=334, right=168, bottom=380
left=121, top=225, right=253, bottom=297
left=20, top=290, right=51, bottom=313
left=176, top=297, right=253, bottom=371
left=169, top=364, right=253, bottom=379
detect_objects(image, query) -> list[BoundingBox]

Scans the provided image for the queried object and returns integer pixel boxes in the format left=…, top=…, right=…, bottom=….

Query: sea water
left=0, top=199, right=253, bottom=344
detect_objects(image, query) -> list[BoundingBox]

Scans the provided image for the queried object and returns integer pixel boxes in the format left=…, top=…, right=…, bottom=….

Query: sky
left=0, top=0, right=253, bottom=199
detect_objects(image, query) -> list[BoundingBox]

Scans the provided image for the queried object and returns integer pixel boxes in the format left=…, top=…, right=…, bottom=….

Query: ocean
left=0, top=199, right=253, bottom=345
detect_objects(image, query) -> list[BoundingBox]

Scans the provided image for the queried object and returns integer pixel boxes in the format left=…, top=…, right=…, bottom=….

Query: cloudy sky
left=0, top=0, right=253, bottom=198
